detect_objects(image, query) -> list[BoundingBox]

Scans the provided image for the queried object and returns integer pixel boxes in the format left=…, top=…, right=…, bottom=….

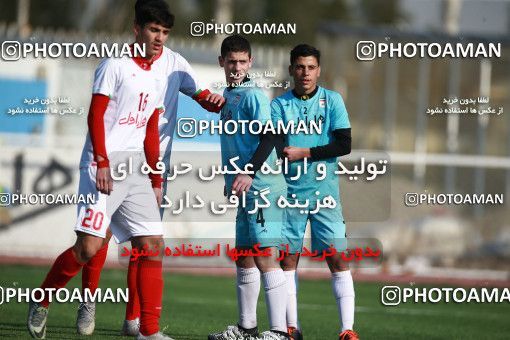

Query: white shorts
left=74, top=152, right=163, bottom=243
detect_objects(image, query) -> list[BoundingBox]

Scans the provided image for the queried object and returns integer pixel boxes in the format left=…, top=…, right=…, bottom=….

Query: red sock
left=125, top=256, right=141, bottom=320
left=39, top=247, right=84, bottom=307
left=82, top=243, right=108, bottom=294
left=137, top=258, right=163, bottom=336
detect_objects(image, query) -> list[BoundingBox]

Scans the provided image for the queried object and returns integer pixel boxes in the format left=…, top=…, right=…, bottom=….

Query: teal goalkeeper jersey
left=220, top=81, right=286, bottom=196
left=271, top=86, right=351, bottom=200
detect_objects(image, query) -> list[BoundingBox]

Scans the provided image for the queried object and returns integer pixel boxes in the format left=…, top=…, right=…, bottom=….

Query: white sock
left=332, top=270, right=355, bottom=332
left=261, top=269, right=287, bottom=332
left=237, top=267, right=260, bottom=329
left=284, top=270, right=299, bottom=329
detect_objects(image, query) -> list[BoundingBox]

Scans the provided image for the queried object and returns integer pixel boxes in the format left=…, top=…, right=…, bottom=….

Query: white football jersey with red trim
left=79, top=54, right=166, bottom=168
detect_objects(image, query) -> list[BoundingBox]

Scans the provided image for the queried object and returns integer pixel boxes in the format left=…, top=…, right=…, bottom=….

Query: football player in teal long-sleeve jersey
left=271, top=44, right=359, bottom=340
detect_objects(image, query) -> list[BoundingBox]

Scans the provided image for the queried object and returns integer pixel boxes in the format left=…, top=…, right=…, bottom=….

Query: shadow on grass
left=0, top=321, right=128, bottom=339
left=169, top=332, right=205, bottom=340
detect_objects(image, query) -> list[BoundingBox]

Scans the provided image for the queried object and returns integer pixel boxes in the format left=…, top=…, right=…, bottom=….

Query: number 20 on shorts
left=81, top=208, right=104, bottom=230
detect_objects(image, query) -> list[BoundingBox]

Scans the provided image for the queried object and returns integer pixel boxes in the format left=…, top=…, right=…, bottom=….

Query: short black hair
left=290, top=44, right=320, bottom=66
left=221, top=35, right=251, bottom=58
left=135, top=0, right=174, bottom=29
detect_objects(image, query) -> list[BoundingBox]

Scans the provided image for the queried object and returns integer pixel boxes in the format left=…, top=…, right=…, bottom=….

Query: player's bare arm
left=95, top=163, right=114, bottom=195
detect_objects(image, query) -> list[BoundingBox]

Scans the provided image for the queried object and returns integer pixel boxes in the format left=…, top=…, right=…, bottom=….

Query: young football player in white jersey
left=271, top=44, right=358, bottom=340
left=26, top=1, right=220, bottom=339
left=208, top=35, right=289, bottom=340
left=73, top=1, right=224, bottom=338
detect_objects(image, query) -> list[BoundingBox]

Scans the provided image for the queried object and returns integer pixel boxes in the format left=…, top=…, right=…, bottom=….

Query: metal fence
left=317, top=22, right=510, bottom=216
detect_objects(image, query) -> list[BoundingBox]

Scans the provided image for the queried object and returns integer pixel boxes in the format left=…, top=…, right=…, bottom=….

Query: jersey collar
left=131, top=44, right=163, bottom=71
left=292, top=85, right=319, bottom=101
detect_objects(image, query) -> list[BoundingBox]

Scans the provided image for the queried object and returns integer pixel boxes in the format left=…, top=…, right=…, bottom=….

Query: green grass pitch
left=0, top=264, right=509, bottom=339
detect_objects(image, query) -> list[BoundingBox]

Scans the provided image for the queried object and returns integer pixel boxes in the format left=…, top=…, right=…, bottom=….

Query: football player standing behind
left=208, top=35, right=289, bottom=340
left=271, top=44, right=359, bottom=340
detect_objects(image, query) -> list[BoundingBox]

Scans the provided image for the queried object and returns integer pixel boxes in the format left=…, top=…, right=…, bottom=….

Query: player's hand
left=205, top=93, right=225, bottom=107
left=199, top=93, right=225, bottom=113
left=96, top=167, right=113, bottom=195
left=284, top=146, right=311, bottom=162
left=232, top=174, right=253, bottom=197
left=153, top=187, right=162, bottom=207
